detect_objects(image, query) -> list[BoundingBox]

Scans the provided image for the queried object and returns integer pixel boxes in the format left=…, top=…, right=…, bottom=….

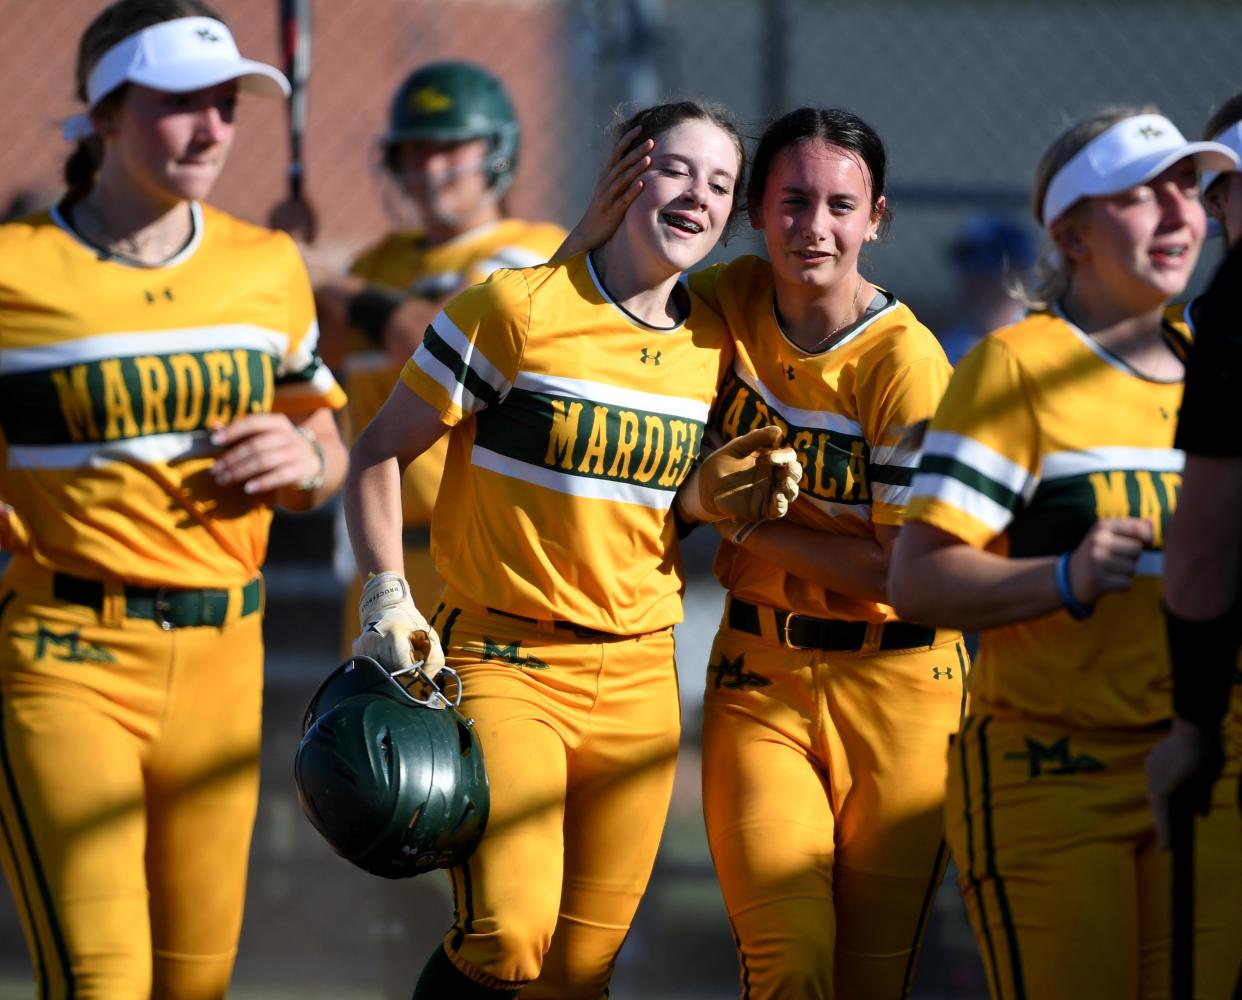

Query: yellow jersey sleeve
left=905, top=336, right=1040, bottom=547
left=858, top=343, right=953, bottom=526
left=400, top=267, right=531, bottom=427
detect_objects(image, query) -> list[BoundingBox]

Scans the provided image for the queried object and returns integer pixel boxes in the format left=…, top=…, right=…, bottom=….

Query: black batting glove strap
left=347, top=285, right=405, bottom=348
left=1165, top=603, right=1240, bottom=729
left=1176, top=241, right=1242, bottom=456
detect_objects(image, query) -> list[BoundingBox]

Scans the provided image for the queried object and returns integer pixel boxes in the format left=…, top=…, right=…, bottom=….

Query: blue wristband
left=1055, top=553, right=1093, bottom=619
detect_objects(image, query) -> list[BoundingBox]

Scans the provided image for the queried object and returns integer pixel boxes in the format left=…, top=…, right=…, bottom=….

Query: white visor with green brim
left=1040, top=113, right=1238, bottom=226
left=1202, top=122, right=1242, bottom=193
left=62, top=17, right=289, bottom=141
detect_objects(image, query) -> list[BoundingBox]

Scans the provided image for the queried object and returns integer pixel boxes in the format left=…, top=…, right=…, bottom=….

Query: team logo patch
left=196, top=27, right=221, bottom=42
left=1003, top=736, right=1104, bottom=778
left=11, top=621, right=116, bottom=664
left=710, top=652, right=770, bottom=690
left=481, top=638, right=548, bottom=670
left=409, top=86, right=453, bottom=114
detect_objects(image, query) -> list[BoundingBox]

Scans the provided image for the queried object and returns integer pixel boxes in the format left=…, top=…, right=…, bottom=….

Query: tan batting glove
left=679, top=425, right=802, bottom=523
left=353, top=572, right=445, bottom=677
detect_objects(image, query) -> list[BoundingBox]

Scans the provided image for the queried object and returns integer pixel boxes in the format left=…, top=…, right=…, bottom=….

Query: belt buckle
left=152, top=588, right=175, bottom=631
left=779, top=612, right=805, bottom=650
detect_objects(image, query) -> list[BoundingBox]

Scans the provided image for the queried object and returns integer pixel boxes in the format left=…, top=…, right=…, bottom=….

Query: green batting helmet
left=381, top=60, right=519, bottom=195
left=294, top=656, right=489, bottom=879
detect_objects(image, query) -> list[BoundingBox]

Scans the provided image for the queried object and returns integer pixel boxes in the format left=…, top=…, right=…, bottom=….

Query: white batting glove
left=353, top=572, right=445, bottom=677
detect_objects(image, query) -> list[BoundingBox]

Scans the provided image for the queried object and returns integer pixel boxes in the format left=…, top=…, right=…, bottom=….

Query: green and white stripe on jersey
left=910, top=430, right=1038, bottom=536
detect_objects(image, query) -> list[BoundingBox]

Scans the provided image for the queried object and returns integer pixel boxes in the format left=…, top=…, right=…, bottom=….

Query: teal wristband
left=1055, top=553, right=1093, bottom=619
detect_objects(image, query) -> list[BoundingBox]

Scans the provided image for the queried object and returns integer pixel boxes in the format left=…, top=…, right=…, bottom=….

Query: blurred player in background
left=306, top=61, right=566, bottom=656
left=937, top=213, right=1035, bottom=365
left=0, top=1, right=347, bottom=996
left=346, top=99, right=800, bottom=998
left=563, top=105, right=967, bottom=998
left=890, top=108, right=1241, bottom=997
left=1147, top=93, right=1242, bottom=851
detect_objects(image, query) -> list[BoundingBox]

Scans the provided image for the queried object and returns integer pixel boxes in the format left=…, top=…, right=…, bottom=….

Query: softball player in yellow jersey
left=890, top=109, right=1242, bottom=999
left=307, top=61, right=566, bottom=654
left=0, top=3, right=347, bottom=998
left=347, top=102, right=799, bottom=999
left=686, top=109, right=967, bottom=1000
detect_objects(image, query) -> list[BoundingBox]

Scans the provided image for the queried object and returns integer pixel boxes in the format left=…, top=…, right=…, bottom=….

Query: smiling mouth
left=1150, top=245, right=1188, bottom=263
left=662, top=212, right=703, bottom=235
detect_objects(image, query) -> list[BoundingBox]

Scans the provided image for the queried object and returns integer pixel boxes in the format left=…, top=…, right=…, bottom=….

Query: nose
left=1155, top=179, right=1202, bottom=231
left=804, top=202, right=831, bottom=241
left=683, top=172, right=710, bottom=208
left=194, top=104, right=230, bottom=144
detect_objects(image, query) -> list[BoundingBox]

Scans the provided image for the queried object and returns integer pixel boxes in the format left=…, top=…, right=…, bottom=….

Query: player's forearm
left=1164, top=454, right=1242, bottom=620
left=344, top=446, right=406, bottom=577
left=888, top=523, right=1060, bottom=629
left=737, top=520, right=890, bottom=602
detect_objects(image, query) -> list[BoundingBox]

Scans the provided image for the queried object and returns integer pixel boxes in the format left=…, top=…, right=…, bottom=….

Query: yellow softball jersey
left=401, top=251, right=732, bottom=633
left=345, top=220, right=566, bottom=525
left=0, top=204, right=346, bottom=588
left=906, top=310, right=1185, bottom=729
left=692, top=256, right=952, bottom=622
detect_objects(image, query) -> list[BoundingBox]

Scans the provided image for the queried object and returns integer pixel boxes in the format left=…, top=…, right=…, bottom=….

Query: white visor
left=1040, top=113, right=1239, bottom=226
left=62, top=17, right=289, bottom=141
left=1201, top=121, right=1242, bottom=193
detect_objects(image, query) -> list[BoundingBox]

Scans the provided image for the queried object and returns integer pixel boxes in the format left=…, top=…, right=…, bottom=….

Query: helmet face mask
left=294, top=656, right=489, bottom=879
left=380, top=60, right=519, bottom=201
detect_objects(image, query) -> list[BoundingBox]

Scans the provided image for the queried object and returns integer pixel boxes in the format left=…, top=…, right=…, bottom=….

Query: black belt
left=486, top=606, right=617, bottom=640
left=728, top=597, right=935, bottom=652
left=53, top=573, right=263, bottom=630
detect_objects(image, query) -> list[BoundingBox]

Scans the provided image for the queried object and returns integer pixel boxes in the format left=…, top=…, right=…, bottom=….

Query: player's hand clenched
left=1067, top=517, right=1153, bottom=605
left=681, top=425, right=803, bottom=523
left=353, top=572, right=445, bottom=677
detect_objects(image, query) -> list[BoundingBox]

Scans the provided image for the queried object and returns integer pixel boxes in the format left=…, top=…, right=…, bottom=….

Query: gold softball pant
left=947, top=713, right=1241, bottom=999
left=0, top=559, right=264, bottom=1000
left=426, top=594, right=681, bottom=997
left=702, top=595, right=967, bottom=1000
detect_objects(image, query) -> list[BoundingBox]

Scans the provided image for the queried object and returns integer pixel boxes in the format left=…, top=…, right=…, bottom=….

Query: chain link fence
left=2, top=1, right=1240, bottom=997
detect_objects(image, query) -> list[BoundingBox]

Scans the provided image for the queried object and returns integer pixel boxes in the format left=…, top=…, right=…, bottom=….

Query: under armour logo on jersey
left=640, top=348, right=662, bottom=366
left=932, top=666, right=953, bottom=680
left=1159, top=406, right=1170, bottom=420
left=783, top=365, right=796, bottom=381
left=196, top=27, right=221, bottom=42
left=1137, top=124, right=1165, bottom=140
left=144, top=288, right=174, bottom=304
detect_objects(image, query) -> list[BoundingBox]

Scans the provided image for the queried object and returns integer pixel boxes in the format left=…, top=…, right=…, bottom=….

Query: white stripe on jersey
left=871, top=435, right=923, bottom=470
left=730, top=362, right=865, bottom=437
left=7, top=431, right=213, bottom=469
left=0, top=324, right=289, bottom=374
left=475, top=247, right=549, bottom=277
left=872, top=483, right=911, bottom=507
left=909, top=471, right=1014, bottom=535
left=921, top=430, right=1038, bottom=501
left=416, top=310, right=512, bottom=415
left=514, top=371, right=711, bottom=423
left=801, top=494, right=874, bottom=522
left=1041, top=446, right=1184, bottom=480
left=280, top=318, right=322, bottom=377
left=471, top=444, right=676, bottom=510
